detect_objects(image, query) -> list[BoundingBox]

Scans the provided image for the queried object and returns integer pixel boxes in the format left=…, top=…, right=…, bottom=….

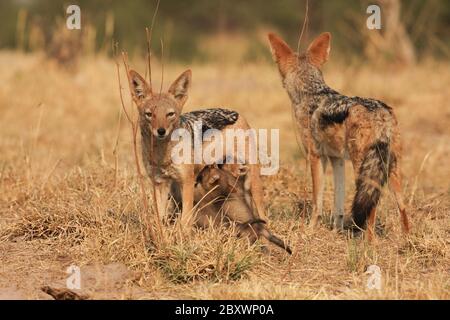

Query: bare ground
left=0, top=52, right=449, bottom=299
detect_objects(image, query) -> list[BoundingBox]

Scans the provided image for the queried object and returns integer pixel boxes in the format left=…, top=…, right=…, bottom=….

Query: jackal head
left=267, top=32, right=331, bottom=102
left=198, top=163, right=248, bottom=197
left=127, top=69, right=191, bottom=140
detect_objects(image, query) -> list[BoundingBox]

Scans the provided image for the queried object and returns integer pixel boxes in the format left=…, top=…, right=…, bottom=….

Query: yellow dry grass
left=0, top=51, right=448, bottom=299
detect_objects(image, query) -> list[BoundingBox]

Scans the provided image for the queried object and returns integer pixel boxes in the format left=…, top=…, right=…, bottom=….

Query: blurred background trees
left=0, top=0, right=448, bottom=64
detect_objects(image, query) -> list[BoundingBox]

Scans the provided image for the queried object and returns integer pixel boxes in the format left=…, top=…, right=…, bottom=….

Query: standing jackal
left=126, top=69, right=266, bottom=230
left=268, top=32, right=410, bottom=238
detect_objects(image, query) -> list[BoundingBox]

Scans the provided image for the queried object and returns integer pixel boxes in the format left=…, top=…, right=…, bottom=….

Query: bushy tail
left=351, top=140, right=393, bottom=230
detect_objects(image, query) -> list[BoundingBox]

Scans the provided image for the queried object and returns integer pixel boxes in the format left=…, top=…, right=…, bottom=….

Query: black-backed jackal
left=268, top=32, right=410, bottom=239
left=126, top=69, right=266, bottom=231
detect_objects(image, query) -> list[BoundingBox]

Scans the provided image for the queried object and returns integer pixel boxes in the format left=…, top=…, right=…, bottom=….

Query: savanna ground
left=0, top=51, right=449, bottom=299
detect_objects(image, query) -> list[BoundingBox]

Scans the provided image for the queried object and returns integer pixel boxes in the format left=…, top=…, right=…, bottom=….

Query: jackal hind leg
left=366, top=207, right=377, bottom=242
left=248, top=164, right=268, bottom=222
left=310, top=155, right=328, bottom=229
left=330, top=156, right=345, bottom=231
left=389, top=161, right=410, bottom=234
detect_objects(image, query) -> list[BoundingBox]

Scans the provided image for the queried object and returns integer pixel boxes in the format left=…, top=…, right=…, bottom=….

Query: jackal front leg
left=179, top=168, right=195, bottom=231
left=154, top=179, right=171, bottom=222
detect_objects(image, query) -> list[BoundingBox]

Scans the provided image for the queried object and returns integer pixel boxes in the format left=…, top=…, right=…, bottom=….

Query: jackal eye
left=167, top=111, right=176, bottom=118
left=144, top=110, right=152, bottom=119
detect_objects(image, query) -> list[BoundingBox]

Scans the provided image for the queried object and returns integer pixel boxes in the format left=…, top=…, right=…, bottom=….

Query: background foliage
left=0, top=0, right=449, bottom=62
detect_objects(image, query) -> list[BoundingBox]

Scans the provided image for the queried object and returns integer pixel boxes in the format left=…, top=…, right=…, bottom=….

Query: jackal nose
left=157, top=128, right=166, bottom=136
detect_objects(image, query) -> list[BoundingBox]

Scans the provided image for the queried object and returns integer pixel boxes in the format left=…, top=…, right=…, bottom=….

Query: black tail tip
left=268, top=235, right=292, bottom=254
left=285, top=246, right=293, bottom=255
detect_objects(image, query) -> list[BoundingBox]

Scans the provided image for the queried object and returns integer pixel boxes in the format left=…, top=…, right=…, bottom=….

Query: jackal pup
left=194, top=164, right=292, bottom=254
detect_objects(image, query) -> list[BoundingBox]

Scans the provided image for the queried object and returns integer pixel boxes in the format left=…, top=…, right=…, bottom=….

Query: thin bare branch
left=123, top=52, right=166, bottom=245
left=115, top=52, right=158, bottom=246
left=146, top=0, right=161, bottom=90
left=115, top=59, right=132, bottom=124
left=159, top=38, right=164, bottom=96
left=297, top=0, right=309, bottom=53
left=145, top=30, right=151, bottom=83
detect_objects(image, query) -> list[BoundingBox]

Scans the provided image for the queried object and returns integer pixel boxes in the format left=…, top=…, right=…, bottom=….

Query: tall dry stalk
left=115, top=53, right=160, bottom=247
left=297, top=0, right=309, bottom=53
left=143, top=0, right=168, bottom=246
left=159, top=38, right=165, bottom=95
left=111, top=0, right=166, bottom=248
left=146, top=0, right=161, bottom=86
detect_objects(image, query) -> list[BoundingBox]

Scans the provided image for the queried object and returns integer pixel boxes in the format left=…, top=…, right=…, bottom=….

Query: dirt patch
left=0, top=241, right=146, bottom=299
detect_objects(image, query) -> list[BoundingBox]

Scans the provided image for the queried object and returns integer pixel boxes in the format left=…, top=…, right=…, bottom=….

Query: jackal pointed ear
left=268, top=33, right=296, bottom=77
left=307, top=32, right=331, bottom=67
left=168, top=69, right=192, bottom=108
left=128, top=70, right=152, bottom=102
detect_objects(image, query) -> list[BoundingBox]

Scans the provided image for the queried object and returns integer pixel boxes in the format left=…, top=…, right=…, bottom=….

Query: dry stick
left=131, top=118, right=156, bottom=246
left=28, top=102, right=44, bottom=188
left=297, top=14, right=313, bottom=212
left=157, top=36, right=179, bottom=242
left=294, top=0, right=311, bottom=218
left=409, top=150, right=432, bottom=206
left=144, top=56, right=165, bottom=244
left=284, top=1, right=311, bottom=281
left=282, top=101, right=310, bottom=282
left=115, top=54, right=158, bottom=246
left=302, top=16, right=312, bottom=235
left=297, top=0, right=309, bottom=53
left=146, top=0, right=161, bottom=88
left=115, top=55, right=148, bottom=248
left=159, top=38, right=165, bottom=96
left=32, top=102, right=44, bottom=154
left=123, top=53, right=166, bottom=246
left=148, top=37, right=169, bottom=240
left=144, top=1, right=168, bottom=245
left=148, top=130, right=165, bottom=245
left=112, top=107, right=122, bottom=189
left=115, top=58, right=133, bottom=124
left=126, top=53, right=166, bottom=246
left=118, top=58, right=149, bottom=245
left=145, top=30, right=151, bottom=83
left=194, top=186, right=222, bottom=216
left=112, top=41, right=122, bottom=189
left=305, top=107, right=312, bottom=224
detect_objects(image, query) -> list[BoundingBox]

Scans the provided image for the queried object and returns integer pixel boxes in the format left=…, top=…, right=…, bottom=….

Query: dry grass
left=0, top=51, right=449, bottom=299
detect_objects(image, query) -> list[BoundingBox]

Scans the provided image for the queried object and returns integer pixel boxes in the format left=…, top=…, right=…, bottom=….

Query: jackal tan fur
left=127, top=69, right=267, bottom=231
left=268, top=32, right=410, bottom=239
left=194, top=164, right=292, bottom=254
